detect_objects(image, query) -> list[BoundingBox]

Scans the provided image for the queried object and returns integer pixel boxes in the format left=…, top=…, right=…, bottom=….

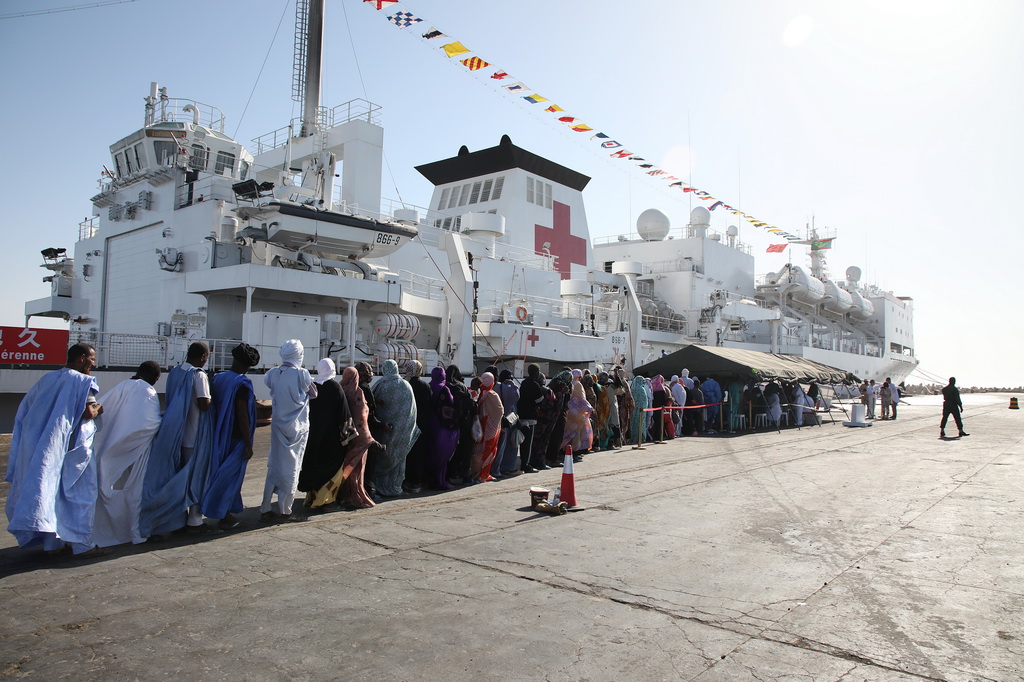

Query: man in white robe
left=260, top=340, right=317, bottom=522
left=6, top=343, right=102, bottom=556
left=91, top=361, right=162, bottom=547
left=865, top=379, right=878, bottom=419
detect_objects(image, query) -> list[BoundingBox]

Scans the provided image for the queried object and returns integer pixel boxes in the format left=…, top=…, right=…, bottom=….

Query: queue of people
left=4, top=340, right=913, bottom=558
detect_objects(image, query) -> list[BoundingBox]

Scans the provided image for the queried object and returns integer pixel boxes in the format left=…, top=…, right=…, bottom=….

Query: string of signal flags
left=361, top=0, right=808, bottom=253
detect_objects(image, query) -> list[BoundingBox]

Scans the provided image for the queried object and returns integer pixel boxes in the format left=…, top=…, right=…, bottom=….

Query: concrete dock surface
left=0, top=393, right=1021, bottom=681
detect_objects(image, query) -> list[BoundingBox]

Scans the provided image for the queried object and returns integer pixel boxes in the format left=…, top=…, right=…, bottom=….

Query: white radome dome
left=689, top=206, right=711, bottom=226
left=636, top=208, right=671, bottom=241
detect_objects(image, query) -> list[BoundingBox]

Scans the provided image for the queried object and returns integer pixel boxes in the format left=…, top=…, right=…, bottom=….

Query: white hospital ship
left=16, top=0, right=917, bottom=393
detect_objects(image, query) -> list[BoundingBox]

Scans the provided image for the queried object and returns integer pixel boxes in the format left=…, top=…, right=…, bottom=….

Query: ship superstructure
left=19, top=0, right=917, bottom=388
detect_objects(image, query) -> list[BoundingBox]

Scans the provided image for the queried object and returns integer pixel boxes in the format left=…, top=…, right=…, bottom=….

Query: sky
left=1, top=0, right=1022, bottom=387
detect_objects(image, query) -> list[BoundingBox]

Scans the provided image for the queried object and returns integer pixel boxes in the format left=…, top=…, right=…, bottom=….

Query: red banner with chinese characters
left=0, top=327, right=69, bottom=365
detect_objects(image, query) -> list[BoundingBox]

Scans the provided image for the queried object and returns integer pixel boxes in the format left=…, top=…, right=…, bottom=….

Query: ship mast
left=294, top=0, right=324, bottom=138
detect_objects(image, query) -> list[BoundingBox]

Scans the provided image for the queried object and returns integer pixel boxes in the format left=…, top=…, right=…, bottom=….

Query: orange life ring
left=515, top=306, right=528, bottom=322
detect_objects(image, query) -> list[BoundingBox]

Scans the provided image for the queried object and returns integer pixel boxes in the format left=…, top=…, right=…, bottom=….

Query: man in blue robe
left=5, top=343, right=103, bottom=556
left=201, top=343, right=260, bottom=529
left=139, top=342, right=214, bottom=536
left=701, top=376, right=723, bottom=433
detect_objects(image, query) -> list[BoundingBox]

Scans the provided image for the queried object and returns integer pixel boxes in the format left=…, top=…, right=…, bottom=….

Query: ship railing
left=79, top=217, right=99, bottom=241
left=175, top=176, right=239, bottom=209
left=474, top=291, right=626, bottom=334
left=250, top=99, right=383, bottom=154
left=593, top=227, right=752, bottom=255
left=68, top=331, right=170, bottom=369
left=640, top=258, right=704, bottom=276
left=147, top=98, right=226, bottom=133
left=396, top=270, right=446, bottom=301
left=640, top=313, right=686, bottom=333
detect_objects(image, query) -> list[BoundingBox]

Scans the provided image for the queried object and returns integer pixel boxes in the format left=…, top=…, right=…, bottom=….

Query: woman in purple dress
left=427, top=366, right=460, bottom=490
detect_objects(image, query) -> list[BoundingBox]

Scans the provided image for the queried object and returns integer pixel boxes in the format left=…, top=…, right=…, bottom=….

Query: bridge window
left=154, top=140, right=177, bottom=166
left=215, top=151, right=236, bottom=176
left=190, top=144, right=208, bottom=171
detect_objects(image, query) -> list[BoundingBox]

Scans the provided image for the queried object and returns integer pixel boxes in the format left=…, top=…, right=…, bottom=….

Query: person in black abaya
left=298, top=358, right=357, bottom=509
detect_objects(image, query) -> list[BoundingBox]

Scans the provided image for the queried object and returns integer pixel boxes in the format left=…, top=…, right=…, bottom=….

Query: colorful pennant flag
left=460, top=57, right=490, bottom=70
left=369, top=3, right=803, bottom=241
left=387, top=11, right=422, bottom=27
left=766, top=244, right=788, bottom=253
left=811, top=238, right=835, bottom=251
left=441, top=41, right=470, bottom=58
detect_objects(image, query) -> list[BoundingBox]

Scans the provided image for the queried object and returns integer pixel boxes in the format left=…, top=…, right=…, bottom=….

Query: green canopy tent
left=633, top=345, right=853, bottom=384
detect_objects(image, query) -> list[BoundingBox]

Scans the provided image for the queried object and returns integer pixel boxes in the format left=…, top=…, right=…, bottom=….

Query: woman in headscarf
left=299, top=358, right=357, bottom=510
left=338, top=366, right=379, bottom=509
left=492, top=369, right=520, bottom=476
left=527, top=374, right=557, bottom=472
left=561, top=379, right=594, bottom=459
left=643, top=377, right=655, bottom=441
left=650, top=375, right=668, bottom=441
left=593, top=373, right=613, bottom=450
left=372, top=359, right=421, bottom=497
left=629, top=376, right=648, bottom=445
left=446, top=365, right=475, bottom=485
left=471, top=372, right=504, bottom=483
left=428, top=366, right=459, bottom=490
left=687, top=378, right=706, bottom=435
left=544, top=375, right=572, bottom=466
left=615, top=367, right=633, bottom=444
left=403, top=360, right=431, bottom=493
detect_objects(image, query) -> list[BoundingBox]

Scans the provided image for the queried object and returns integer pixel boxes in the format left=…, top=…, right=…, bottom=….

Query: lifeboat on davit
left=821, top=279, right=853, bottom=315
left=783, top=265, right=825, bottom=305
left=232, top=180, right=418, bottom=259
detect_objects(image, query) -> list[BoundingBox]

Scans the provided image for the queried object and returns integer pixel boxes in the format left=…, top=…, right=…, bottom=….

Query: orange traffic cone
left=560, top=445, right=577, bottom=507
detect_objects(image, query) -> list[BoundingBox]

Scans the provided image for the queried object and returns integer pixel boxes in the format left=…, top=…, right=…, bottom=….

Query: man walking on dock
left=940, top=377, right=969, bottom=438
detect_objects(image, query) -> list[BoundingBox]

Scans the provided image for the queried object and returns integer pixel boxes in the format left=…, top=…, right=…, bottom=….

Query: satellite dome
left=846, top=266, right=862, bottom=283
left=726, top=225, right=739, bottom=237
left=636, top=208, right=670, bottom=241
left=689, top=206, right=711, bottom=226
